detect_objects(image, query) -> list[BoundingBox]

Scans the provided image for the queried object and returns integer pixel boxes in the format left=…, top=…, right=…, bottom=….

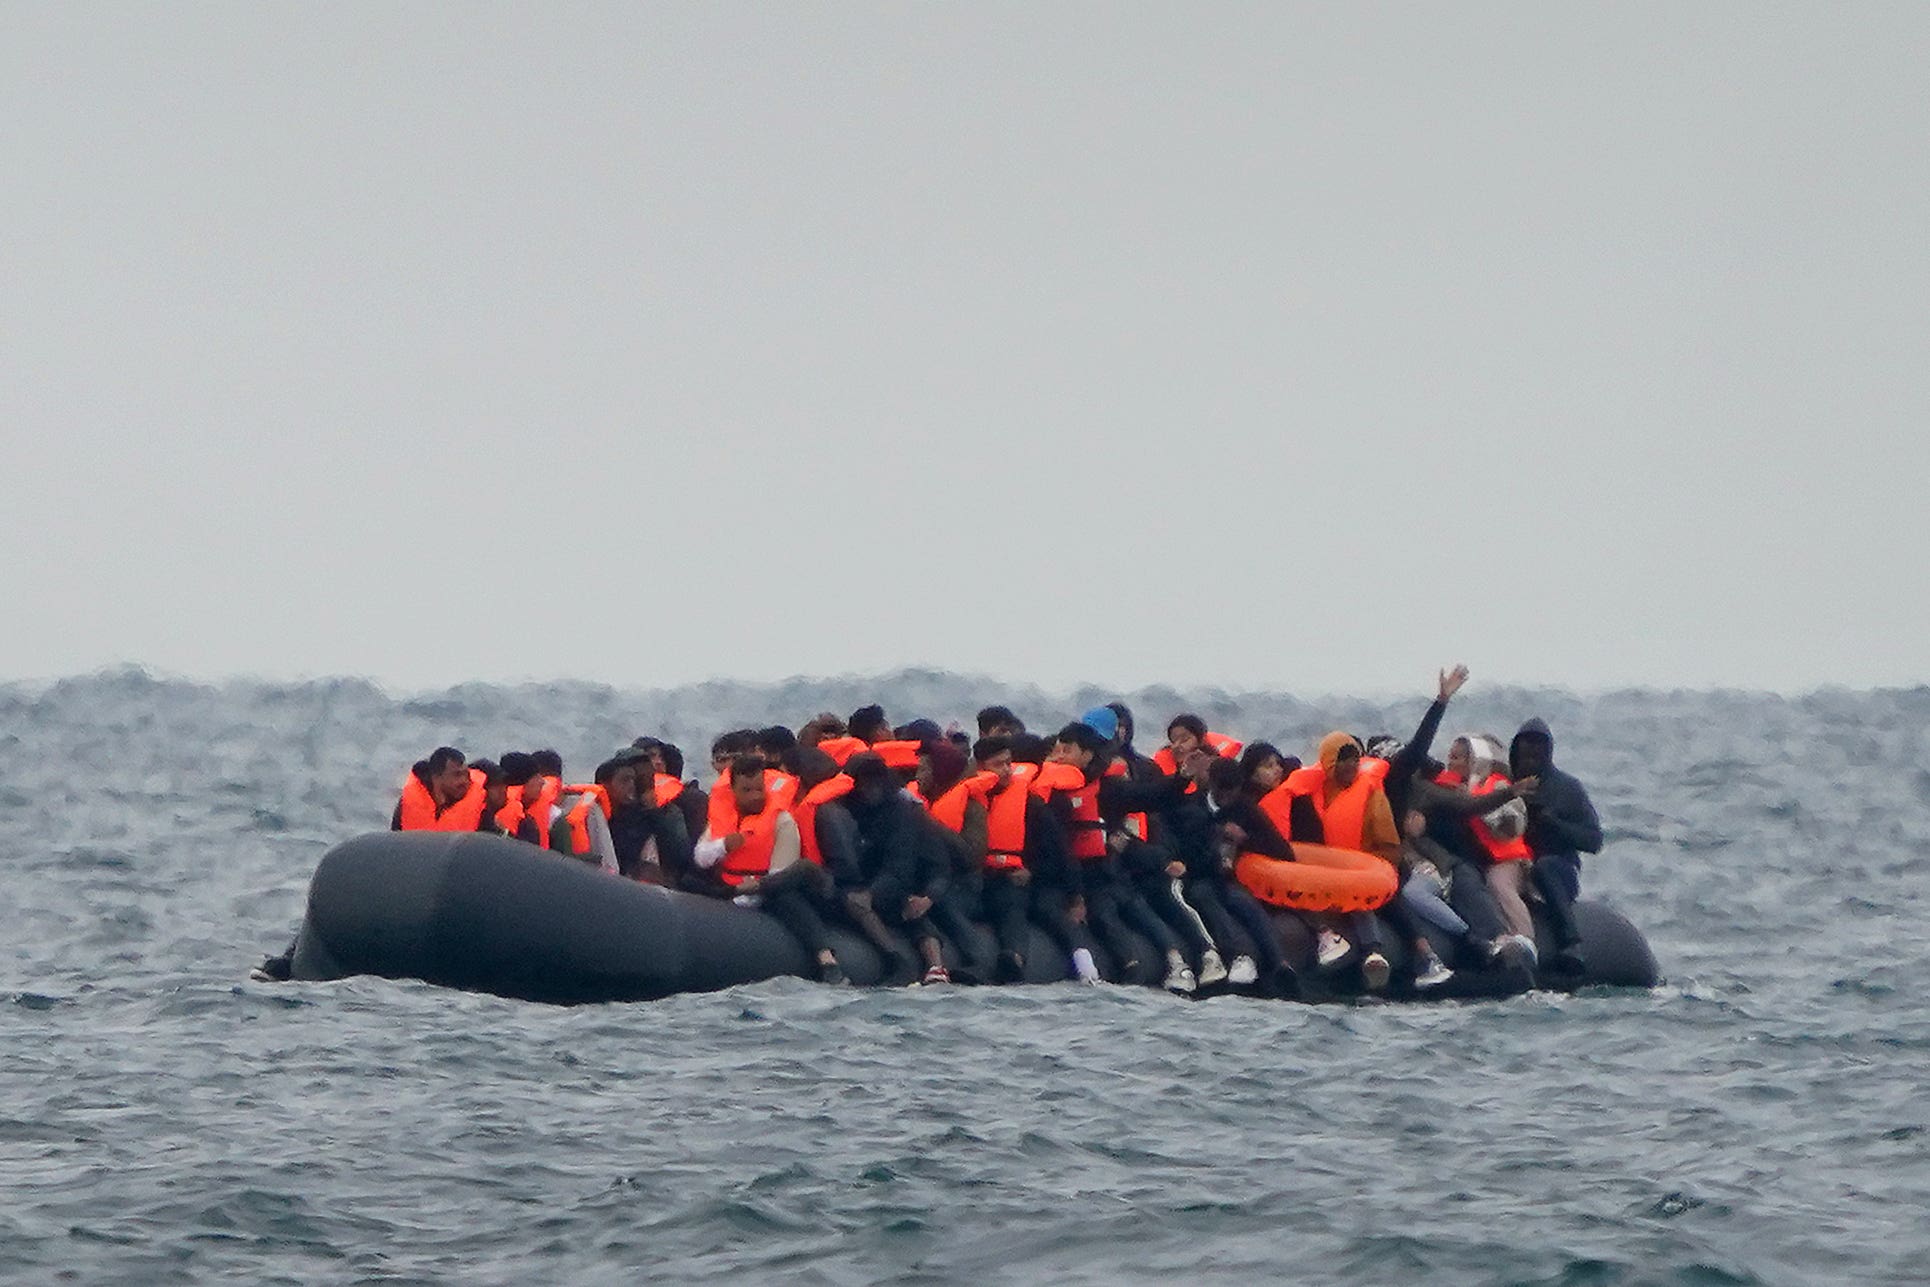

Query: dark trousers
left=1186, top=876, right=1286, bottom=972
left=1135, top=872, right=1216, bottom=958
left=1532, top=852, right=1583, bottom=948
left=983, top=870, right=1033, bottom=961
left=1446, top=860, right=1509, bottom=944
left=756, top=862, right=834, bottom=959
left=1083, top=860, right=1179, bottom=970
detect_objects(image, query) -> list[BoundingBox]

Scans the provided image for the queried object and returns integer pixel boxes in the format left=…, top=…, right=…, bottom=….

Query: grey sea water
left=3, top=669, right=1927, bottom=1285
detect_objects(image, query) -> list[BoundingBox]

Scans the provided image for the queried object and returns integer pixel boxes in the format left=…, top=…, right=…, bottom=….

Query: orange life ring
left=1234, top=844, right=1398, bottom=915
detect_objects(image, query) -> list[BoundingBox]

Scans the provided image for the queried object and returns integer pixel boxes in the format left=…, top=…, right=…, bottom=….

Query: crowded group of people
left=363, top=667, right=1604, bottom=996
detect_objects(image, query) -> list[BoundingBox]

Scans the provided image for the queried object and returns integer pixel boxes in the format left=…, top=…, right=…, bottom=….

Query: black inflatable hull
left=288, top=832, right=1660, bottom=1005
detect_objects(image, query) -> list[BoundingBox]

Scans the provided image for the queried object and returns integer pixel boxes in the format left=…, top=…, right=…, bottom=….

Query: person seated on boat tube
left=547, top=760, right=622, bottom=871
left=1156, top=714, right=1243, bottom=776
left=467, top=759, right=513, bottom=836
left=606, top=747, right=695, bottom=885
left=1157, top=752, right=1298, bottom=993
left=391, top=746, right=489, bottom=832
left=972, top=735, right=1102, bottom=984
left=1281, top=732, right=1403, bottom=989
left=835, top=752, right=958, bottom=985
left=692, top=754, right=848, bottom=985
left=914, top=738, right=992, bottom=916
left=493, top=753, right=547, bottom=845
left=1039, top=715, right=1196, bottom=993
left=1510, top=718, right=1600, bottom=976
left=1435, top=735, right=1541, bottom=951
left=1081, top=704, right=1227, bottom=988
left=1394, top=804, right=1535, bottom=983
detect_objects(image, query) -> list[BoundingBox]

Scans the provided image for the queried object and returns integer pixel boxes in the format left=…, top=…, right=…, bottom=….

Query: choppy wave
left=3, top=669, right=1928, bottom=1284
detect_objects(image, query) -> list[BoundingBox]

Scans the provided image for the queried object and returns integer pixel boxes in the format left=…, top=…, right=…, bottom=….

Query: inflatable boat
left=282, top=831, right=1661, bottom=1005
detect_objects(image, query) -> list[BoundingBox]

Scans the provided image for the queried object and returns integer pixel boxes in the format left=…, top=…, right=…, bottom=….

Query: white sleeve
left=693, top=828, right=728, bottom=870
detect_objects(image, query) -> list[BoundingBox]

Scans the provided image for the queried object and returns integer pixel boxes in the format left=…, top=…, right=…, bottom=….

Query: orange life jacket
left=397, top=768, right=488, bottom=832
left=651, top=774, right=685, bottom=805
left=982, top=764, right=1039, bottom=870
left=494, top=783, right=526, bottom=836
left=794, top=774, right=855, bottom=865
left=917, top=771, right=998, bottom=833
left=1152, top=732, right=1243, bottom=775
left=816, top=735, right=869, bottom=766
left=1044, top=767, right=1107, bottom=861
left=707, top=769, right=798, bottom=837
left=1468, top=772, right=1531, bottom=862
left=560, top=784, right=612, bottom=857
left=518, top=777, right=562, bottom=848
left=1284, top=765, right=1381, bottom=852
left=710, top=796, right=786, bottom=887
left=1255, top=782, right=1296, bottom=839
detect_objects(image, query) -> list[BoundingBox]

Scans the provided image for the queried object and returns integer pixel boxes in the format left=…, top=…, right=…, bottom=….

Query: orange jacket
left=397, top=768, right=487, bottom=832
left=1151, top=731, right=1243, bottom=775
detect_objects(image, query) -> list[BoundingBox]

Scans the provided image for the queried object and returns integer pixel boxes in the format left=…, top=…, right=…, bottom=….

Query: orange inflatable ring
left=1234, top=844, right=1399, bottom=915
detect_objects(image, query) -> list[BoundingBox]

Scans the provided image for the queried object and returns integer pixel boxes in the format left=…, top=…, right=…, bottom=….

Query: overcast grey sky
left=4, top=4, right=1926, bottom=695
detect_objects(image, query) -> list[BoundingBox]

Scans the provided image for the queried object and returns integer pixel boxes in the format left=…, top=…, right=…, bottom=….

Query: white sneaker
left=1164, top=959, right=1198, bottom=995
left=1071, top=948, right=1102, bottom=984
left=1316, top=929, right=1351, bottom=967
left=1197, top=949, right=1229, bottom=987
left=1414, top=952, right=1453, bottom=989
left=1361, top=951, right=1391, bottom=991
left=1227, top=955, right=1259, bottom=986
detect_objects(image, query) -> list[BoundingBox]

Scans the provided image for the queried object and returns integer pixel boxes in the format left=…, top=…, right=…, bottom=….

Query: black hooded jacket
left=1509, top=718, right=1603, bottom=858
left=842, top=791, right=951, bottom=899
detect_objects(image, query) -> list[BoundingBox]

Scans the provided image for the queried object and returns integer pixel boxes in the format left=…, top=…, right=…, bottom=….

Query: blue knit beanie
left=1079, top=706, right=1120, bottom=742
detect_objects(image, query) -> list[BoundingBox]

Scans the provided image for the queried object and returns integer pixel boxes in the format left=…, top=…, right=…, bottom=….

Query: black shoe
left=818, top=961, right=850, bottom=987
left=996, top=951, right=1025, bottom=984
left=1548, top=948, right=1587, bottom=977
left=252, top=953, right=292, bottom=982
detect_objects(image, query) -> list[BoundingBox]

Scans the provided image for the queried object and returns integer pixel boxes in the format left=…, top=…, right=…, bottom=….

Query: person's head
left=898, top=718, right=943, bottom=746
left=729, top=753, right=767, bottom=815
left=595, top=756, right=640, bottom=808
left=1364, top=734, right=1403, bottom=762
left=630, top=736, right=667, bottom=775
left=530, top=749, right=563, bottom=780
left=711, top=729, right=756, bottom=774
left=977, top=705, right=1024, bottom=738
left=1445, top=736, right=1472, bottom=782
left=919, top=739, right=968, bottom=798
left=1512, top=722, right=1553, bottom=778
left=1106, top=702, right=1136, bottom=747
left=1009, top=732, right=1050, bottom=766
left=795, top=747, right=840, bottom=794
left=845, top=751, right=895, bottom=807
left=756, top=725, right=798, bottom=771
left=426, top=746, right=469, bottom=805
left=500, top=751, right=535, bottom=788
left=1166, top=714, right=1208, bottom=760
left=471, top=758, right=508, bottom=813
left=1404, top=808, right=1427, bottom=840
left=1052, top=721, right=1105, bottom=770
left=849, top=705, right=890, bottom=744
left=1240, top=741, right=1288, bottom=792
left=973, top=735, right=1014, bottom=788
left=659, top=742, right=686, bottom=780
left=1329, top=738, right=1363, bottom=789
left=1206, top=756, right=1246, bottom=807
left=1079, top=706, right=1121, bottom=748
left=798, top=713, right=845, bottom=747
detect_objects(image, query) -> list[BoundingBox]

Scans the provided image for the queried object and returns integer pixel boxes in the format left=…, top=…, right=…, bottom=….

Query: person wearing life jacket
left=514, top=749, right=566, bottom=849
left=811, top=705, right=926, bottom=775
left=913, top=739, right=992, bottom=911
left=1154, top=714, right=1244, bottom=776
left=548, top=761, right=621, bottom=872
left=494, top=752, right=546, bottom=845
left=1038, top=715, right=1196, bottom=994
left=691, top=754, right=847, bottom=985
left=468, top=759, right=512, bottom=836
left=972, top=735, right=1101, bottom=984
left=391, top=746, right=490, bottom=833
left=1277, top=732, right=1404, bottom=989
left=1094, top=703, right=1232, bottom=988
left=837, top=752, right=956, bottom=985
left=1119, top=744, right=1296, bottom=995
left=1200, top=755, right=1306, bottom=993
left=601, top=747, right=693, bottom=885
left=1510, top=717, right=1600, bottom=976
